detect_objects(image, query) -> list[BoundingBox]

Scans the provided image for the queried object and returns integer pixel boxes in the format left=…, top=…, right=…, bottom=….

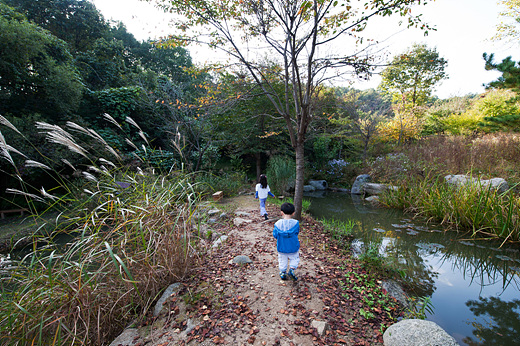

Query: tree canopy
left=484, top=53, right=520, bottom=92
left=379, top=43, right=448, bottom=108
left=4, top=0, right=108, bottom=52
left=0, top=2, right=84, bottom=121
left=152, top=0, right=431, bottom=218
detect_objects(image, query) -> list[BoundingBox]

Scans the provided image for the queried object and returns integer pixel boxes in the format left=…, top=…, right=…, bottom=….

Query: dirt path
left=113, top=196, right=397, bottom=346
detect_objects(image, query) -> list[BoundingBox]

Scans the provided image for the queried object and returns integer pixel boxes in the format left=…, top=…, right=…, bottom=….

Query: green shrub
left=194, top=171, right=247, bottom=196
left=266, top=156, right=295, bottom=195
left=133, top=148, right=181, bottom=173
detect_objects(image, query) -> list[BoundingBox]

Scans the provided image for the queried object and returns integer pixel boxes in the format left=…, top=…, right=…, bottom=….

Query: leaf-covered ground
left=125, top=196, right=402, bottom=345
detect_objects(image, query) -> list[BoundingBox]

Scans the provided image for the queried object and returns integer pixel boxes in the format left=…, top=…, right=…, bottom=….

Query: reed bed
left=0, top=116, right=204, bottom=344
left=379, top=175, right=520, bottom=244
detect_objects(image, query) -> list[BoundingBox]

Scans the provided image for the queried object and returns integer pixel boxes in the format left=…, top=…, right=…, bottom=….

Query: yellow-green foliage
left=442, top=111, right=483, bottom=135
left=377, top=112, right=423, bottom=143
left=472, top=89, right=519, bottom=118
left=440, top=89, right=519, bottom=134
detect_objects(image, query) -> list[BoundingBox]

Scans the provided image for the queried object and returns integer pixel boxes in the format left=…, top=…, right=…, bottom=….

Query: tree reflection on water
left=463, top=297, right=520, bottom=345
left=306, top=191, right=520, bottom=344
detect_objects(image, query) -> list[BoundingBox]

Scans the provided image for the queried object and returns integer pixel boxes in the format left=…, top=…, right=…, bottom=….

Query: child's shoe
left=280, top=271, right=288, bottom=280
left=287, top=268, right=298, bottom=281
left=264, top=214, right=268, bottom=220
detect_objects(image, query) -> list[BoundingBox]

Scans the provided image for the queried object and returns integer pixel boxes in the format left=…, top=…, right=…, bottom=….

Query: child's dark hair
left=259, top=174, right=268, bottom=189
left=280, top=202, right=295, bottom=215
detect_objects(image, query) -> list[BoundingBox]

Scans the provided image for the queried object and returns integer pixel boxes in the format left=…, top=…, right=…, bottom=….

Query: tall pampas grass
left=0, top=115, right=203, bottom=345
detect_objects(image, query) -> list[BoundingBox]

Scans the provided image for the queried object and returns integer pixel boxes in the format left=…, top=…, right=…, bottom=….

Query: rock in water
left=351, top=174, right=371, bottom=195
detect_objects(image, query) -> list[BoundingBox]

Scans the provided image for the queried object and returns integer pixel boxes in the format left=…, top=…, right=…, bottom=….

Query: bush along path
left=112, top=196, right=402, bottom=346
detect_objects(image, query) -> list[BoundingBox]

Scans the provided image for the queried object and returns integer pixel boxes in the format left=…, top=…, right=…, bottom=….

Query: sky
left=91, top=0, right=519, bottom=99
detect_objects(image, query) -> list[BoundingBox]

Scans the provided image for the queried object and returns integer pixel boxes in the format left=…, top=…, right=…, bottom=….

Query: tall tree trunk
left=293, top=138, right=305, bottom=220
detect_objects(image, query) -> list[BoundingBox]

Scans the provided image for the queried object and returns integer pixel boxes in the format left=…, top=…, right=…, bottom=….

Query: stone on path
left=234, top=217, right=252, bottom=226
left=230, top=255, right=253, bottom=265
left=383, top=319, right=458, bottom=346
left=154, top=283, right=181, bottom=317
left=212, top=235, right=228, bottom=248
left=311, top=320, right=328, bottom=336
left=207, top=209, right=220, bottom=216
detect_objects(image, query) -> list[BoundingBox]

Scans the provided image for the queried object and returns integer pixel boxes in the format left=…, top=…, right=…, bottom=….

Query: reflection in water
left=464, top=297, right=520, bottom=345
left=306, top=191, right=520, bottom=346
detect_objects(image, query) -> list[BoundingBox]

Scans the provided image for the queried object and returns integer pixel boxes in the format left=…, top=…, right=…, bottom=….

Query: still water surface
left=305, top=191, right=520, bottom=345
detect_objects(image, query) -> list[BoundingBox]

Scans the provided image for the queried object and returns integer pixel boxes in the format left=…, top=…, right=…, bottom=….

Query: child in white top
left=255, top=174, right=275, bottom=220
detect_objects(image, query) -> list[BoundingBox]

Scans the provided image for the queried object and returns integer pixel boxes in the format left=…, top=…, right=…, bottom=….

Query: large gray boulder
left=308, top=180, right=328, bottom=190
left=445, top=174, right=509, bottom=194
left=382, top=280, right=410, bottom=308
left=351, top=174, right=371, bottom=195
left=230, top=255, right=253, bottom=265
left=364, top=183, right=398, bottom=196
left=383, top=319, right=458, bottom=346
left=303, top=184, right=316, bottom=192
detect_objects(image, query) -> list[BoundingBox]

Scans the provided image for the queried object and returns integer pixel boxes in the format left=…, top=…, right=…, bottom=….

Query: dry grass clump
left=370, top=133, right=520, bottom=184
left=0, top=116, right=204, bottom=345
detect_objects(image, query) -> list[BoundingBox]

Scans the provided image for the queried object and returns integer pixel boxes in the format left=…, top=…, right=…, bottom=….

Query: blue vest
left=273, top=219, right=300, bottom=253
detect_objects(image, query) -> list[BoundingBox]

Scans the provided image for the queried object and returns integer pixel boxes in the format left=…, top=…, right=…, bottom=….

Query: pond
left=305, top=191, right=520, bottom=345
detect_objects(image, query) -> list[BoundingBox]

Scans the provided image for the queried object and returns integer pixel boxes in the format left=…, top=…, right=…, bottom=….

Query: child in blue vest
left=255, top=174, right=275, bottom=220
left=272, top=202, right=300, bottom=281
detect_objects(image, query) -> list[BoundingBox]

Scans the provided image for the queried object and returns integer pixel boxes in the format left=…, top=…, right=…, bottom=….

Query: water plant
left=320, top=218, right=354, bottom=247
left=379, top=172, right=520, bottom=243
left=405, top=296, right=435, bottom=319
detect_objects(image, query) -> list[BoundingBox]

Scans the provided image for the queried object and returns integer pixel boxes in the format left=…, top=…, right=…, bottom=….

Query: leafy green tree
left=75, top=38, right=131, bottom=90
left=152, top=0, right=430, bottom=219
left=206, top=71, right=290, bottom=178
left=332, top=89, right=390, bottom=163
left=4, top=0, right=108, bottom=52
left=138, top=43, right=197, bottom=84
left=0, top=2, right=84, bottom=121
left=379, top=43, right=448, bottom=109
left=481, top=53, right=520, bottom=131
left=476, top=89, right=520, bottom=132
left=421, top=95, right=476, bottom=135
